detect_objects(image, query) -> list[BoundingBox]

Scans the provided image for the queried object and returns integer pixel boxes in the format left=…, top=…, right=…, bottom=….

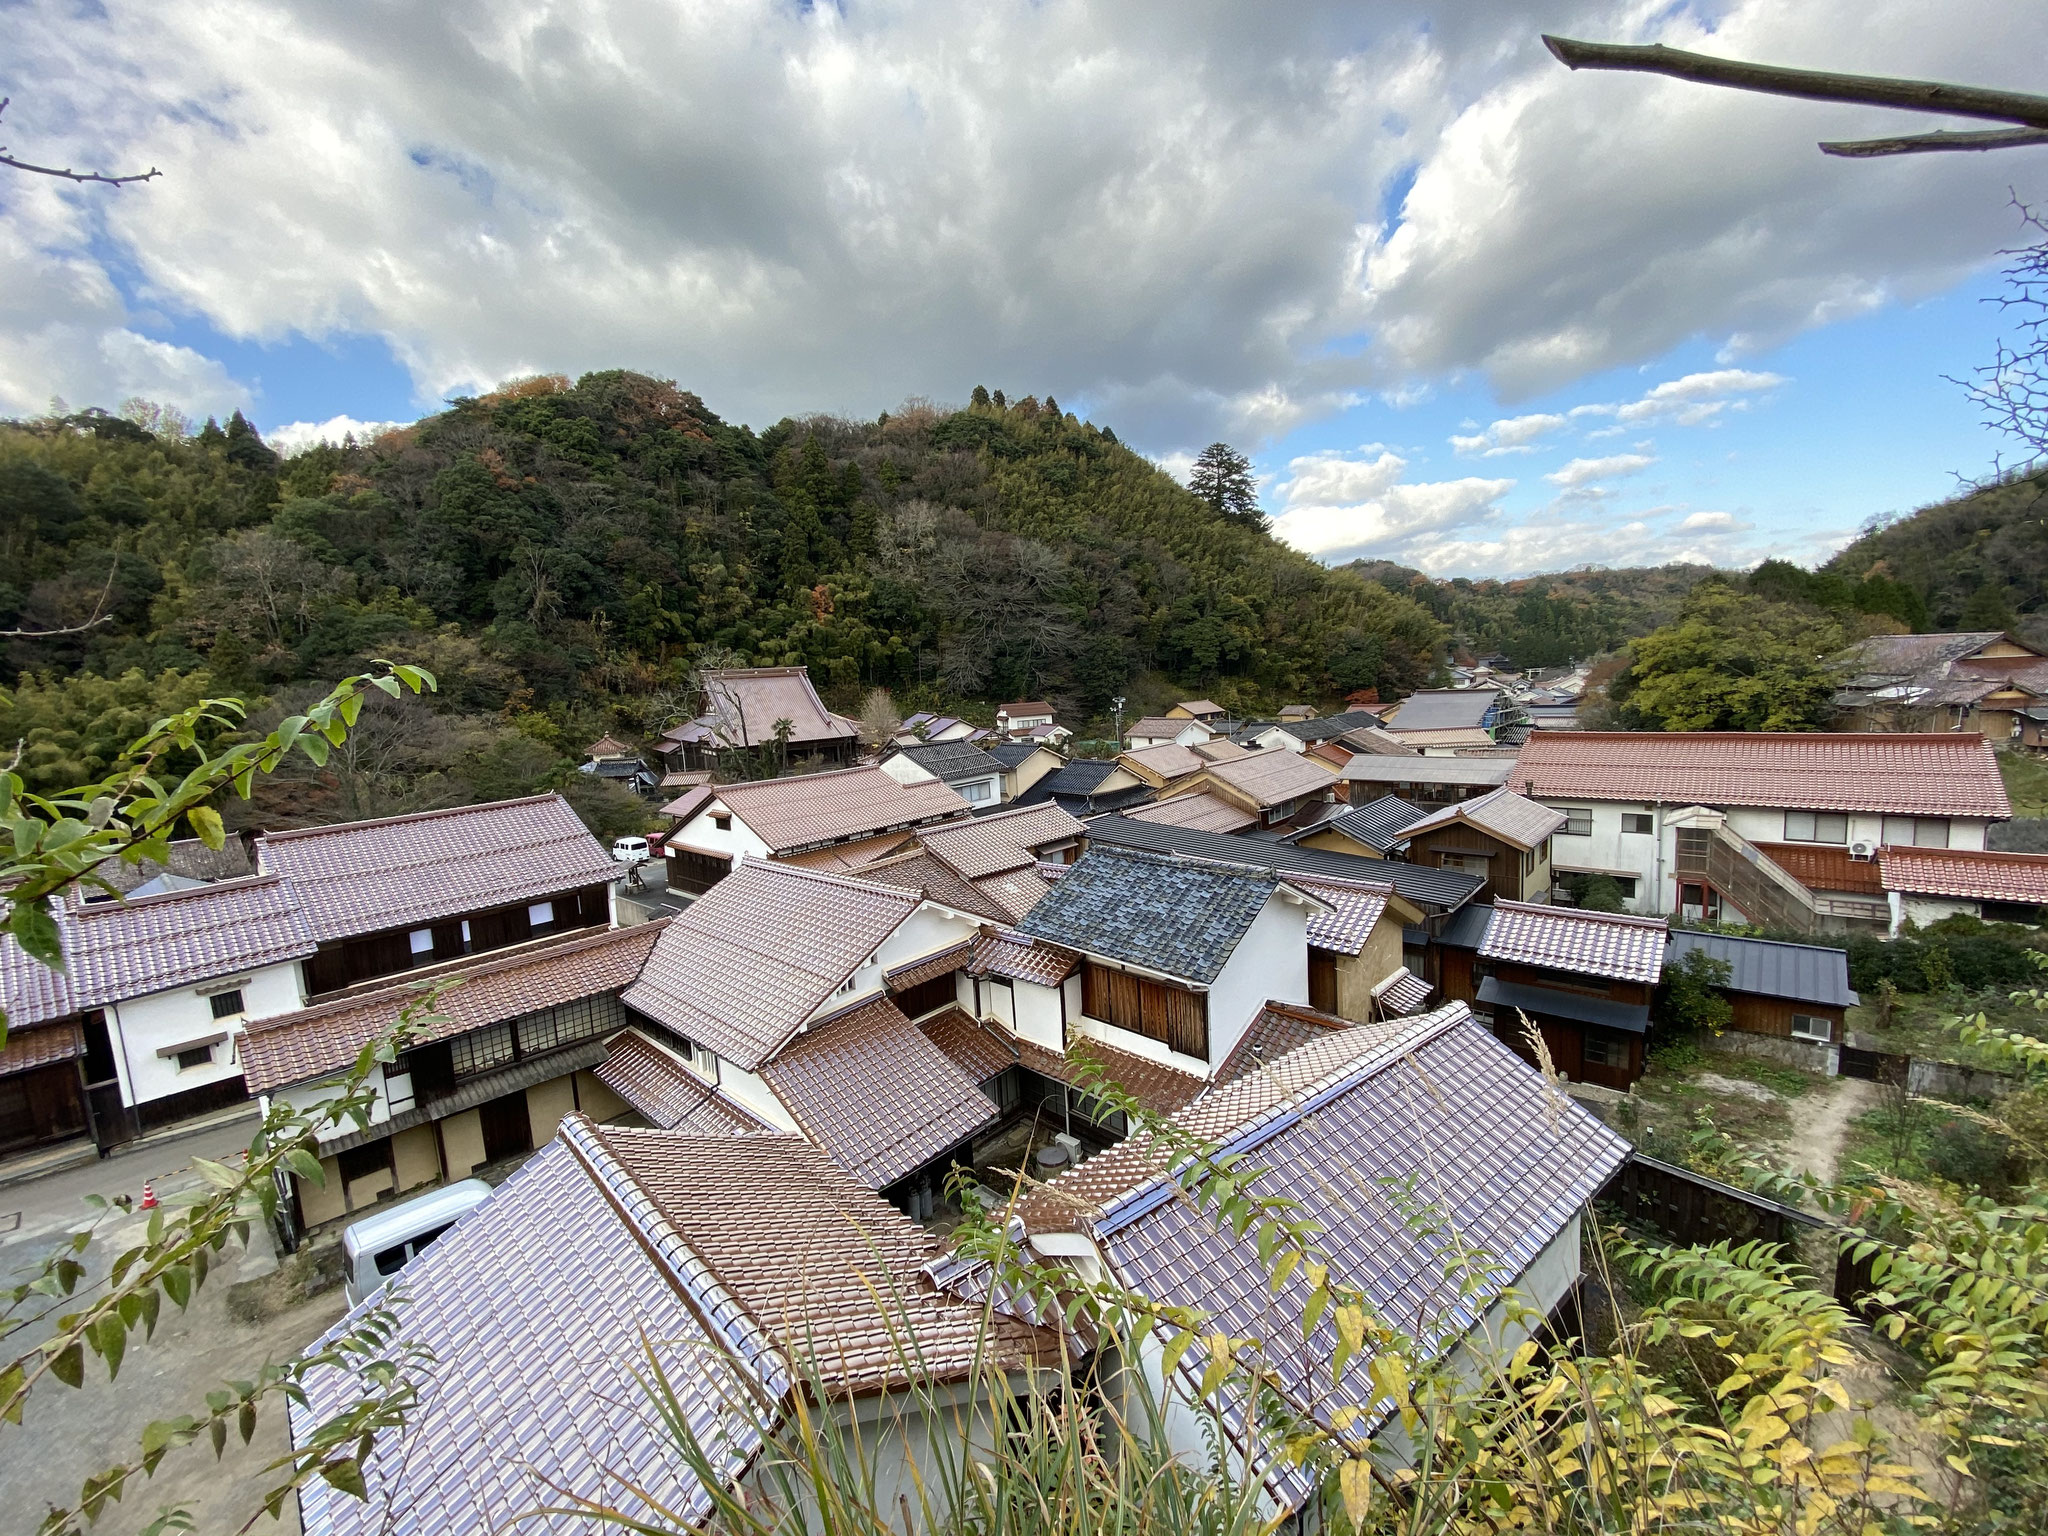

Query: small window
left=174, top=1044, right=214, bottom=1071
left=1582, top=1035, right=1626, bottom=1067
left=1560, top=808, right=1593, bottom=836
left=833, top=972, right=859, bottom=996
left=1784, top=811, right=1849, bottom=844
left=1881, top=816, right=1950, bottom=849
left=527, top=901, right=555, bottom=929
left=712, top=813, right=732, bottom=831
left=208, top=989, right=245, bottom=1020
left=1790, top=1013, right=1832, bottom=1042
left=408, top=928, right=436, bottom=956
left=959, top=779, right=994, bottom=803
left=373, top=1243, right=411, bottom=1277
left=1621, top=813, right=1654, bottom=836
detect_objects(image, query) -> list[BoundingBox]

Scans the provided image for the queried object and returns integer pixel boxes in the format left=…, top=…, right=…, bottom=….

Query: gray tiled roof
left=1665, top=930, right=1858, bottom=1008
left=1083, top=815, right=1485, bottom=913
left=1079, top=1008, right=1628, bottom=1510
left=1264, top=710, right=1387, bottom=745
left=256, top=794, right=617, bottom=942
left=0, top=934, right=79, bottom=1030
left=1015, top=846, right=1291, bottom=984
left=1284, top=794, right=1426, bottom=852
left=889, top=740, right=1003, bottom=783
left=758, top=995, right=996, bottom=1188
left=1012, top=758, right=1119, bottom=808
left=1384, top=689, right=1498, bottom=731
left=624, top=860, right=918, bottom=1071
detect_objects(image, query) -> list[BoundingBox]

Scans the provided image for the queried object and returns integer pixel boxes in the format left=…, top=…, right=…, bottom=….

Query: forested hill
left=1343, top=558, right=1721, bottom=669
left=0, top=374, right=1441, bottom=825
left=1821, top=464, right=2048, bottom=642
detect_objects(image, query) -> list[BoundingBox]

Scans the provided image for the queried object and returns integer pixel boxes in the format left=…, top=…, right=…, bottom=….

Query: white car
left=612, top=835, right=651, bottom=865
left=343, top=1179, right=494, bottom=1306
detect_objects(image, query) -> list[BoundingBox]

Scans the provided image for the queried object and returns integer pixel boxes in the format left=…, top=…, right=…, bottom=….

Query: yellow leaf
left=1339, top=1458, right=1372, bottom=1529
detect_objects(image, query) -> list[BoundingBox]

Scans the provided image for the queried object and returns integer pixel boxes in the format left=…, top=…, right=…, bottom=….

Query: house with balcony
left=662, top=764, right=970, bottom=893
left=291, top=1116, right=1060, bottom=1536
left=1512, top=731, right=2012, bottom=930
left=616, top=859, right=998, bottom=1214
left=880, top=739, right=1007, bottom=808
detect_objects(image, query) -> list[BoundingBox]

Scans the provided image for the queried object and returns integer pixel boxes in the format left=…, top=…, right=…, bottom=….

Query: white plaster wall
left=107, top=960, right=305, bottom=1108
left=670, top=805, right=772, bottom=862
left=1011, top=978, right=1066, bottom=1053
left=982, top=975, right=1017, bottom=1029
left=1205, top=895, right=1311, bottom=1074
left=1070, top=1014, right=1209, bottom=1077
left=1250, top=727, right=1304, bottom=754
left=953, top=772, right=1002, bottom=808
left=713, top=1057, right=804, bottom=1132
left=879, top=755, right=935, bottom=786
left=874, top=905, right=980, bottom=969
left=1901, top=893, right=1978, bottom=928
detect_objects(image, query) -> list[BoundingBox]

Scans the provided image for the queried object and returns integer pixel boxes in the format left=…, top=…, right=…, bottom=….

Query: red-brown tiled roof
left=884, top=939, right=974, bottom=989
left=623, top=861, right=918, bottom=1072
left=1015, top=1035, right=1205, bottom=1119
left=917, top=1006, right=1019, bottom=1083
left=64, top=875, right=317, bottom=1008
left=776, top=829, right=919, bottom=871
left=594, top=1030, right=769, bottom=1134
left=1754, top=841, right=1885, bottom=896
left=702, top=767, right=969, bottom=854
left=1479, top=900, right=1667, bottom=983
left=967, top=929, right=1080, bottom=987
left=1512, top=732, right=2011, bottom=819
left=0, top=1019, right=83, bottom=1076
left=256, top=794, right=618, bottom=942
left=915, top=803, right=1086, bottom=879
left=242, top=922, right=666, bottom=1092
left=1122, top=792, right=1257, bottom=834
left=1879, top=846, right=2048, bottom=904
left=968, top=865, right=1057, bottom=923
left=1213, top=1001, right=1355, bottom=1088
left=756, top=996, right=996, bottom=1188
left=858, top=850, right=1011, bottom=922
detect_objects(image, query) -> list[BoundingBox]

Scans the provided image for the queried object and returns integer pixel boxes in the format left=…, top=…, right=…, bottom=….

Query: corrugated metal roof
left=1339, top=756, right=1514, bottom=788
left=706, top=767, right=969, bottom=853
left=1015, top=846, right=1287, bottom=983
left=256, top=794, right=617, bottom=942
left=623, top=860, right=918, bottom=1071
left=1477, top=975, right=1650, bottom=1034
left=1664, top=930, right=1858, bottom=1007
left=1083, top=815, right=1485, bottom=913
left=756, top=997, right=997, bottom=1188
left=1383, top=690, right=1498, bottom=730
left=1479, top=900, right=1667, bottom=983
left=1513, top=731, right=2011, bottom=818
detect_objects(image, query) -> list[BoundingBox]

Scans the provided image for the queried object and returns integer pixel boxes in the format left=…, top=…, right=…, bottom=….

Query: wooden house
left=1393, top=786, right=1564, bottom=904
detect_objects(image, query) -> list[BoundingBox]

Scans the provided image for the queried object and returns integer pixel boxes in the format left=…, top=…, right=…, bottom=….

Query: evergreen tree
left=1188, top=442, right=1263, bottom=530
left=223, top=410, right=279, bottom=472
left=970, top=385, right=991, bottom=410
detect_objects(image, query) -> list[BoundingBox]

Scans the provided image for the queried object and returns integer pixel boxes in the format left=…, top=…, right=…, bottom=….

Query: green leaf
left=49, top=1341, right=85, bottom=1388
left=191, top=1156, right=240, bottom=1190
left=186, top=805, right=226, bottom=850
left=95, top=1313, right=127, bottom=1380
left=162, top=1265, right=192, bottom=1310
left=319, top=1458, right=368, bottom=1500
left=297, top=733, right=331, bottom=768
left=10, top=898, right=63, bottom=969
left=0, top=1362, right=25, bottom=1423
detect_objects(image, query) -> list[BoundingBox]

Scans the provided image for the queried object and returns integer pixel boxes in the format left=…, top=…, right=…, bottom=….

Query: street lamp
left=1111, top=696, right=1126, bottom=752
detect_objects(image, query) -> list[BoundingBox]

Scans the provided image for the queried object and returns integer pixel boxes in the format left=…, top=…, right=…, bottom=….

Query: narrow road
left=1783, top=1076, right=1879, bottom=1182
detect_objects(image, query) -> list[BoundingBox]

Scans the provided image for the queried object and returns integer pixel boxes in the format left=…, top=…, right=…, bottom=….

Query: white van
left=342, top=1179, right=494, bottom=1306
left=612, top=835, right=651, bottom=866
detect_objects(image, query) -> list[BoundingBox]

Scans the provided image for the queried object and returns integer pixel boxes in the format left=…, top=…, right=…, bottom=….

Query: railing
left=1673, top=823, right=1822, bottom=933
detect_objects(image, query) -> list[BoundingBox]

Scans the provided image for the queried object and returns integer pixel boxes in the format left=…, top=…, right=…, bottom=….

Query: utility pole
left=1111, top=696, right=1126, bottom=754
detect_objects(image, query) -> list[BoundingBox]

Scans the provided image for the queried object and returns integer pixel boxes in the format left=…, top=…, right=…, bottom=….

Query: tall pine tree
left=1188, top=442, right=1263, bottom=530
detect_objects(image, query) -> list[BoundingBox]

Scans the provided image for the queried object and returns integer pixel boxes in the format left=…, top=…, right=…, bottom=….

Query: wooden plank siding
left=1405, top=823, right=1550, bottom=903
left=303, top=883, right=612, bottom=996
left=1726, top=992, right=1847, bottom=1045
left=1082, top=961, right=1207, bottom=1060
left=1485, top=960, right=1649, bottom=1092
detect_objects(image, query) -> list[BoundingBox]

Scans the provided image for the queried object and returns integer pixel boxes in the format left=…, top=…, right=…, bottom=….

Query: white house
left=1513, top=731, right=2012, bottom=921
left=1124, top=716, right=1218, bottom=750
left=879, top=741, right=1007, bottom=808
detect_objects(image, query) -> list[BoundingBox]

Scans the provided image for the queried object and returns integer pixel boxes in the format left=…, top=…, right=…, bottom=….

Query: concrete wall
left=107, top=959, right=304, bottom=1108
left=1712, top=1030, right=1838, bottom=1077
left=441, top=1108, right=486, bottom=1178
left=575, top=1068, right=629, bottom=1122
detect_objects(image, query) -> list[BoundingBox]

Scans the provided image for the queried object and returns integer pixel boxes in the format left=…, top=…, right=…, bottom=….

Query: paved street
left=617, top=862, right=692, bottom=921
left=3, top=1116, right=346, bottom=1535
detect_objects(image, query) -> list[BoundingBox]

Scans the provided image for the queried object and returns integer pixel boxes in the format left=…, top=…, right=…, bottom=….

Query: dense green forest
left=0, top=376, right=1442, bottom=828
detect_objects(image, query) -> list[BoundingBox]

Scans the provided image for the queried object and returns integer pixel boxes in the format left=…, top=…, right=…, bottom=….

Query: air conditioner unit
left=1848, top=841, right=1875, bottom=862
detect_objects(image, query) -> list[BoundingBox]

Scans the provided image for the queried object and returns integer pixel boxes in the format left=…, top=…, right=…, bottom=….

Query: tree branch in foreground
left=1542, top=36, right=2048, bottom=157
left=0, top=98, right=160, bottom=187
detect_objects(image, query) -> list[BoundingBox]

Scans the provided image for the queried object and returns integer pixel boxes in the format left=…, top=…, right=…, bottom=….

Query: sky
left=4, top=0, right=2045, bottom=578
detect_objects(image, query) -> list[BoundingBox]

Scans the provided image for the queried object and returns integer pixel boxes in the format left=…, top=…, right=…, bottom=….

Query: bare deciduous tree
left=856, top=687, right=903, bottom=750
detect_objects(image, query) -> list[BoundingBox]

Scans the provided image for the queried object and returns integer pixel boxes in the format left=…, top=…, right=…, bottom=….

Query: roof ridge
left=1521, top=730, right=1992, bottom=745
left=1880, top=844, right=2048, bottom=861
left=714, top=764, right=890, bottom=796
left=1092, top=1005, right=1471, bottom=1235
left=1491, top=897, right=1668, bottom=930
left=739, top=856, right=926, bottom=902
left=67, top=870, right=291, bottom=917
left=254, top=792, right=565, bottom=842
left=558, top=1116, right=794, bottom=1406
left=243, top=921, right=667, bottom=1035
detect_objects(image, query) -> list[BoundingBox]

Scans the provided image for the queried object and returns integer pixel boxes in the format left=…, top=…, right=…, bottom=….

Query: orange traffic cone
left=138, top=1181, right=158, bottom=1211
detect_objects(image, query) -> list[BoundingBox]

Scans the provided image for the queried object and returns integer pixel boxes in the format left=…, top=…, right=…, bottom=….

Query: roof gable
left=915, top=802, right=1086, bottom=878
left=1400, top=786, right=1566, bottom=849
left=697, top=666, right=858, bottom=748
left=1166, top=750, right=1334, bottom=811
left=622, top=860, right=918, bottom=1069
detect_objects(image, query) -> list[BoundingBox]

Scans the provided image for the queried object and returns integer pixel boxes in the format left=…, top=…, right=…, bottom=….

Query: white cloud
left=1544, top=453, right=1656, bottom=488
left=1448, top=411, right=1566, bottom=456
left=1681, top=510, right=1743, bottom=531
left=267, top=415, right=409, bottom=454
left=1614, top=368, right=1786, bottom=425
left=1, top=0, right=2033, bottom=451
left=1269, top=445, right=1513, bottom=561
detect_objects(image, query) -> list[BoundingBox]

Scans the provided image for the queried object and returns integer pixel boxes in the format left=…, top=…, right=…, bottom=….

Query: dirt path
left=1783, top=1076, right=1880, bottom=1181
